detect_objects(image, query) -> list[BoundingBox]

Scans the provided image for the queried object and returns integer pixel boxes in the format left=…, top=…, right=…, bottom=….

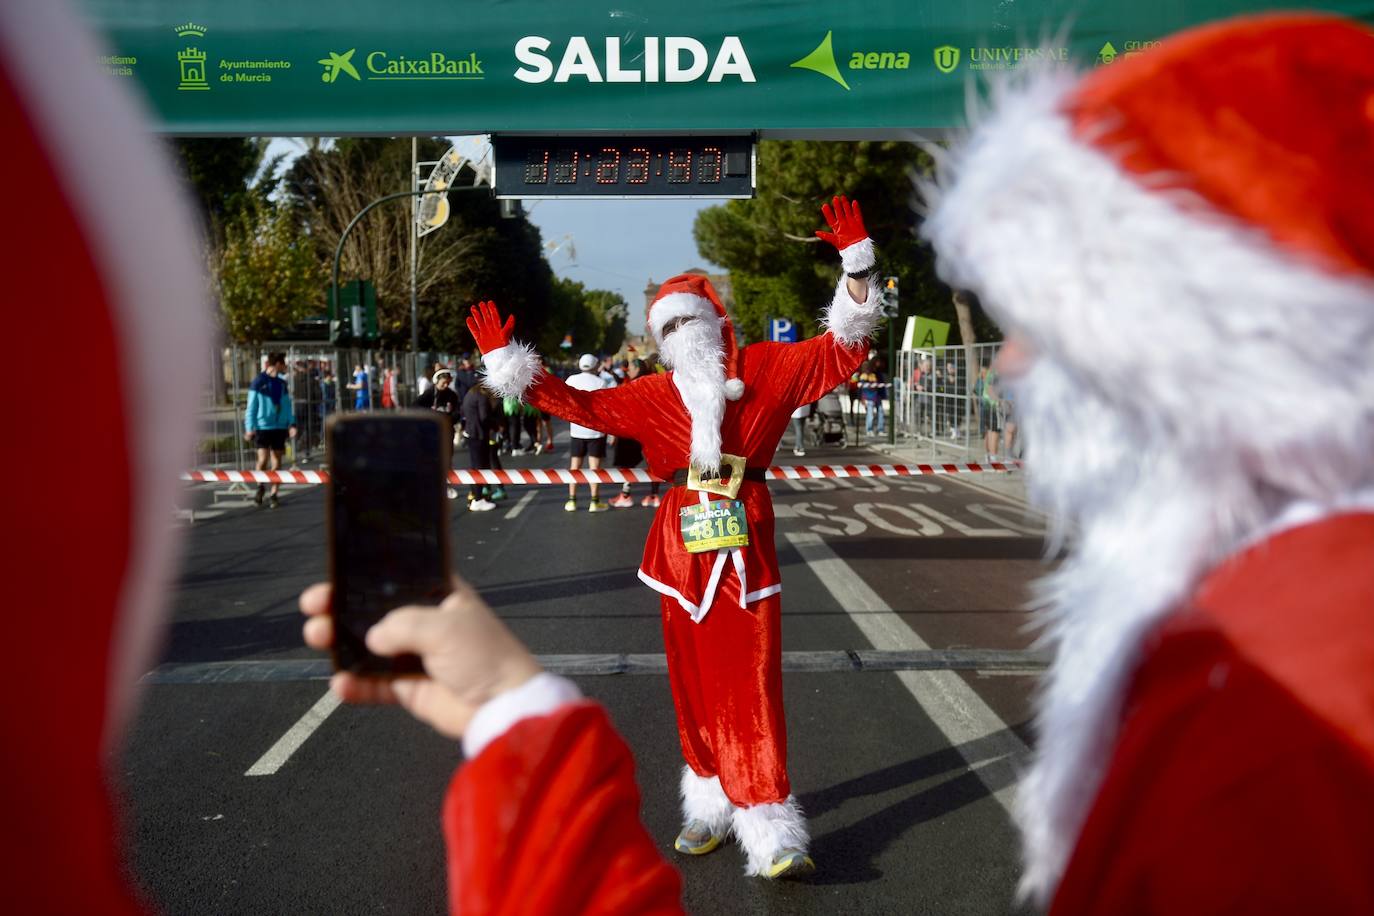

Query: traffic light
left=881, top=275, right=899, bottom=318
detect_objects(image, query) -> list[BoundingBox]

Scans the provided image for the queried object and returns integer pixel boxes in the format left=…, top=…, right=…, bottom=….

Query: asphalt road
left=123, top=436, right=1050, bottom=915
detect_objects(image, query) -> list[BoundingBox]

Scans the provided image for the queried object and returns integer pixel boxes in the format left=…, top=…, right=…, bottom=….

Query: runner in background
left=417, top=367, right=462, bottom=499
left=789, top=402, right=810, bottom=458
left=609, top=358, right=661, bottom=508
left=564, top=353, right=611, bottom=513
left=460, top=381, right=498, bottom=512
left=244, top=351, right=297, bottom=509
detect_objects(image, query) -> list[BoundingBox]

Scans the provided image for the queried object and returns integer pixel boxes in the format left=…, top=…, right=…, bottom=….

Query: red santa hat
left=648, top=273, right=744, bottom=400
left=1068, top=14, right=1374, bottom=279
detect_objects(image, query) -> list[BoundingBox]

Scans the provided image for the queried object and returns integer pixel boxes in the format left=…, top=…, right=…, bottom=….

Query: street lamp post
left=329, top=189, right=429, bottom=331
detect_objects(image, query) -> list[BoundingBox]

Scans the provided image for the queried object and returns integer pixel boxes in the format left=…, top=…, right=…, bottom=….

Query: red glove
left=465, top=300, right=515, bottom=354
left=815, top=195, right=868, bottom=251
left=815, top=195, right=875, bottom=274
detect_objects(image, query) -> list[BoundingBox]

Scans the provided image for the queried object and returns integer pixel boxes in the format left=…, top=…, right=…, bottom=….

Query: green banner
left=78, top=1, right=1374, bottom=135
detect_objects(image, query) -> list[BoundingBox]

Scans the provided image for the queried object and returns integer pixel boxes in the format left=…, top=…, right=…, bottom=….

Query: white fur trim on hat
left=731, top=796, right=810, bottom=877
left=821, top=274, right=883, bottom=347
left=838, top=237, right=876, bottom=275
left=478, top=340, right=540, bottom=401
left=649, top=291, right=719, bottom=343
left=680, top=767, right=734, bottom=835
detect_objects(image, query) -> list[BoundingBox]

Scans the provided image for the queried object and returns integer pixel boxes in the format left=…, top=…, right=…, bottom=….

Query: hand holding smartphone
left=326, top=412, right=452, bottom=675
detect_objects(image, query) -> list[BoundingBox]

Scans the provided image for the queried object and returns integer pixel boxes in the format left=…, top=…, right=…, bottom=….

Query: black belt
left=668, top=467, right=768, bottom=488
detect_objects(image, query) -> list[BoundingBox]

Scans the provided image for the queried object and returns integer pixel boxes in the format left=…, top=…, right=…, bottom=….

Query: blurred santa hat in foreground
left=923, top=12, right=1374, bottom=904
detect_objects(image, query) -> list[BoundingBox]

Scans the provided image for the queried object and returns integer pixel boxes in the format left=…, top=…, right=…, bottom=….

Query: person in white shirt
left=564, top=353, right=611, bottom=512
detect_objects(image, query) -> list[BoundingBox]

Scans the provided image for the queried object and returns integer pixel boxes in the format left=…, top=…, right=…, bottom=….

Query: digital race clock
left=492, top=135, right=754, bottom=199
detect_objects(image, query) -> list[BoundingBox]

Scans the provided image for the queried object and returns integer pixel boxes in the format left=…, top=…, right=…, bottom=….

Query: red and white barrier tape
left=182, top=462, right=1021, bottom=486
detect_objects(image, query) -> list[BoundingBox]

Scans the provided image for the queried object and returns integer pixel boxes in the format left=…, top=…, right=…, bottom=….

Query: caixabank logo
left=319, top=46, right=485, bottom=83
left=790, top=31, right=911, bottom=91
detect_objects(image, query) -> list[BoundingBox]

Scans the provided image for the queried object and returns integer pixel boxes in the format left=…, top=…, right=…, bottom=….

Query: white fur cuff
left=461, top=672, right=583, bottom=759
left=822, top=275, right=883, bottom=347
left=839, top=237, right=875, bottom=274
left=731, top=796, right=810, bottom=876
left=478, top=341, right=540, bottom=401
left=680, top=767, right=734, bottom=834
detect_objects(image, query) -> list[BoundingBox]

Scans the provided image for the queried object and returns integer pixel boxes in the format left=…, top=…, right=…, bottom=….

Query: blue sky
left=265, top=136, right=721, bottom=335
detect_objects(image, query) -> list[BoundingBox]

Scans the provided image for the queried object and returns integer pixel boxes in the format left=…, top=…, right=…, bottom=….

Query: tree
left=693, top=140, right=1001, bottom=346
left=586, top=289, right=629, bottom=355
left=539, top=278, right=629, bottom=358
left=213, top=198, right=324, bottom=344
left=283, top=138, right=555, bottom=351
left=169, top=138, right=271, bottom=242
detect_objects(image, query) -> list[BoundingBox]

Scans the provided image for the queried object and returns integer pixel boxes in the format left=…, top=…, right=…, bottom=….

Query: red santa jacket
left=1050, top=511, right=1374, bottom=913
left=446, top=702, right=684, bottom=915
left=526, top=334, right=866, bottom=619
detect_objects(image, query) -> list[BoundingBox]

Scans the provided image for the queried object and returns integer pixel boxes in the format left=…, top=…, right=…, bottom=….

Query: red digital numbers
left=595, top=148, right=621, bottom=184
left=667, top=148, right=693, bottom=183
left=553, top=149, right=579, bottom=184
left=523, top=149, right=550, bottom=184
left=626, top=147, right=650, bottom=184
left=697, top=147, right=722, bottom=183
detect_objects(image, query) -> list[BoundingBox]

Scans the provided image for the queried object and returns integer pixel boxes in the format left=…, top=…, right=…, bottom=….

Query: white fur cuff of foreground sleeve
left=838, top=238, right=875, bottom=275
left=462, top=672, right=584, bottom=759
left=479, top=341, right=540, bottom=400
left=822, top=275, right=883, bottom=347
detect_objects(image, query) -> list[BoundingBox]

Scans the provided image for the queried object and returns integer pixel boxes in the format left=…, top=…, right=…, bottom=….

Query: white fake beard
left=1008, top=355, right=1253, bottom=903
left=659, top=318, right=726, bottom=474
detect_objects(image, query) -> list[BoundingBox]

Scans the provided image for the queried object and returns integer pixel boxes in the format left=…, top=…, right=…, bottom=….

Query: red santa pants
left=660, top=575, right=789, bottom=808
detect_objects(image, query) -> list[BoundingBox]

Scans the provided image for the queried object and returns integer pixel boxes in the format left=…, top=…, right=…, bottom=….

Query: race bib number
left=679, top=500, right=749, bottom=553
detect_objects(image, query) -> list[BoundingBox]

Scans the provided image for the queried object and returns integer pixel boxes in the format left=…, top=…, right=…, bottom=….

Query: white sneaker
left=469, top=498, right=496, bottom=512
left=446, top=488, right=459, bottom=500
left=793, top=448, right=806, bottom=457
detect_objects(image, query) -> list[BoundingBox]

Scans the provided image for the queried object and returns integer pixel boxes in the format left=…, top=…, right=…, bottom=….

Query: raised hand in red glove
left=815, top=195, right=875, bottom=274
left=465, top=300, right=515, bottom=355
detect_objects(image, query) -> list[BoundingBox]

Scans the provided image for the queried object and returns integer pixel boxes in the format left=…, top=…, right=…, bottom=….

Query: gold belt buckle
left=687, top=453, right=746, bottom=500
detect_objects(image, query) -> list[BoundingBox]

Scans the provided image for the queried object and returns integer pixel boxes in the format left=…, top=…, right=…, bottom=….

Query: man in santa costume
left=464, top=197, right=883, bottom=878
left=301, top=12, right=1374, bottom=915
left=918, top=12, right=1374, bottom=910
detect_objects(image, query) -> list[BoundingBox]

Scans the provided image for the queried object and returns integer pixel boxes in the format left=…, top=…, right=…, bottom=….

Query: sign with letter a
left=901, top=315, right=951, bottom=350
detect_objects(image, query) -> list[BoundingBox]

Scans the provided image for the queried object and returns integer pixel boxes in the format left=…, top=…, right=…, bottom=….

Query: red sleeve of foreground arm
left=443, top=702, right=683, bottom=916
left=524, top=373, right=647, bottom=441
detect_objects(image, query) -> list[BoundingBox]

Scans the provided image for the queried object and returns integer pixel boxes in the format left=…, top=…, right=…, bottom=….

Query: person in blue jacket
left=244, top=351, right=297, bottom=508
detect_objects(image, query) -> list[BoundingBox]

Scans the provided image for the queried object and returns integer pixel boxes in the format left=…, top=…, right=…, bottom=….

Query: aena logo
left=791, top=32, right=912, bottom=91
left=514, top=36, right=755, bottom=83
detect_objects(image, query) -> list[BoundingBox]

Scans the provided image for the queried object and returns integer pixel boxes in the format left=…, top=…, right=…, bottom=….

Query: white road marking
left=786, top=531, right=1029, bottom=814
left=504, top=490, right=536, bottom=519
left=244, top=690, right=340, bottom=777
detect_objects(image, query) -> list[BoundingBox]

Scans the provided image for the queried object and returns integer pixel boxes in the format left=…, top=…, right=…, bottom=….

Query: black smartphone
left=326, top=412, right=452, bottom=675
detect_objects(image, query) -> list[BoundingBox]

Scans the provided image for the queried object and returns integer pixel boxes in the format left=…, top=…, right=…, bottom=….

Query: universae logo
left=933, top=45, right=960, bottom=74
